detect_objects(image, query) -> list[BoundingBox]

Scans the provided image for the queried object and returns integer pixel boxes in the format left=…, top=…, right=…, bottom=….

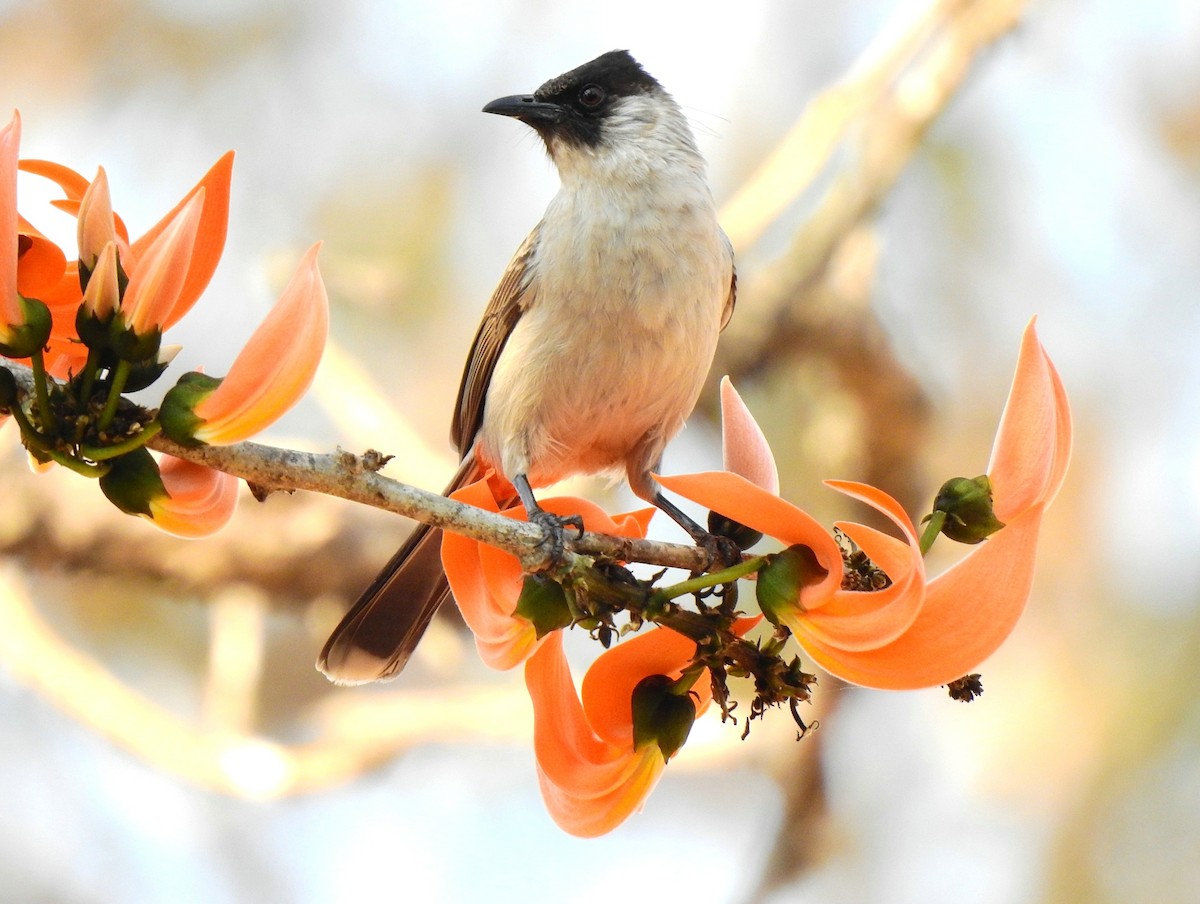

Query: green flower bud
left=631, top=674, right=697, bottom=764
left=514, top=574, right=573, bottom=639
left=929, top=475, right=1005, bottom=544
left=75, top=303, right=114, bottom=352
left=755, top=544, right=827, bottom=626
left=0, top=296, right=53, bottom=359
left=158, top=371, right=222, bottom=446
left=708, top=509, right=764, bottom=551
left=99, top=447, right=166, bottom=517
left=124, top=345, right=181, bottom=393
left=110, top=320, right=161, bottom=364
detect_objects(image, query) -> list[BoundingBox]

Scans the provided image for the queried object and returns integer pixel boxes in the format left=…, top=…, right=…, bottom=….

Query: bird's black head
left=482, top=50, right=663, bottom=150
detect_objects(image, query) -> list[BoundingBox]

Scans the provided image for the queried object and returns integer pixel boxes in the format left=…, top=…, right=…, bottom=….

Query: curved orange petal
left=657, top=471, right=844, bottom=603
left=536, top=747, right=664, bottom=838
left=580, top=626, right=700, bottom=750
left=802, top=504, right=1044, bottom=689
left=1, top=111, right=19, bottom=331
left=443, top=483, right=655, bottom=671
left=15, top=216, right=69, bottom=302
left=76, top=167, right=118, bottom=270
left=987, top=319, right=1073, bottom=521
left=130, top=151, right=233, bottom=329
left=147, top=455, right=239, bottom=538
left=720, top=376, right=778, bottom=493
left=526, top=633, right=665, bottom=836
left=192, top=243, right=328, bottom=444
left=792, top=525, right=924, bottom=652
left=779, top=478, right=927, bottom=652
left=18, top=158, right=90, bottom=200
left=122, top=190, right=204, bottom=335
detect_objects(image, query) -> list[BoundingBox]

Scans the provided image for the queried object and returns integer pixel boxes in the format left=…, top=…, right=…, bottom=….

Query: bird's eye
left=578, top=84, right=606, bottom=108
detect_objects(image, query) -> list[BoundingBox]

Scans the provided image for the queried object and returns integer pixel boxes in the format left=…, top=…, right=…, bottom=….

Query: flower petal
left=657, top=471, right=844, bottom=603
left=526, top=633, right=666, bottom=837
left=720, top=376, right=778, bottom=494
left=443, top=479, right=655, bottom=671
left=77, top=167, right=118, bottom=271
left=129, top=151, right=233, bottom=329
left=122, top=190, right=204, bottom=335
left=987, top=318, right=1073, bottom=521
left=191, top=243, right=328, bottom=444
left=1, top=111, right=20, bottom=332
left=18, top=158, right=90, bottom=200
left=581, top=626, right=701, bottom=750
left=802, top=504, right=1044, bottom=689
left=147, top=455, right=239, bottom=538
left=535, top=746, right=663, bottom=838
left=15, top=215, right=69, bottom=302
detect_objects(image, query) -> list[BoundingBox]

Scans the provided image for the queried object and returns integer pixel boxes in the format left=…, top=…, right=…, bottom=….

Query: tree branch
left=2, top=357, right=711, bottom=575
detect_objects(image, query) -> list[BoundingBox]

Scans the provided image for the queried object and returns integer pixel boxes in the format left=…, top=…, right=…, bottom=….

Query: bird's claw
left=529, top=509, right=585, bottom=566
left=696, top=531, right=743, bottom=573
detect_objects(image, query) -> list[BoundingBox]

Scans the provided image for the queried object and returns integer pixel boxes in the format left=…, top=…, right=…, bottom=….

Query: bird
left=319, top=49, right=736, bottom=684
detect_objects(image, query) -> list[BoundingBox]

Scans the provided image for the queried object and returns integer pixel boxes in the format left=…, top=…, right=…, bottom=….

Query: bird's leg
left=513, top=473, right=584, bottom=565
left=652, top=492, right=743, bottom=572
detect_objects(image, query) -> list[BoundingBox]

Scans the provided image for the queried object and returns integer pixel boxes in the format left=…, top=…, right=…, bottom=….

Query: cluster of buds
left=440, top=324, right=1070, bottom=836
left=0, top=111, right=328, bottom=535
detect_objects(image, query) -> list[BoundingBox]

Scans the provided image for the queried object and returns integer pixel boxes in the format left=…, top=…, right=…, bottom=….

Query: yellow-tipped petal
left=720, top=376, right=778, bottom=493
left=526, top=633, right=667, bottom=837
left=77, top=167, right=117, bottom=271
left=121, top=191, right=205, bottom=335
left=192, top=243, right=328, bottom=444
left=81, top=241, right=120, bottom=320
left=148, top=455, right=239, bottom=538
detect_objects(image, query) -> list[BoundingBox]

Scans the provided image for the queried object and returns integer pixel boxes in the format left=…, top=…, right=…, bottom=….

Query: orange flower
left=121, top=189, right=204, bottom=336
left=441, top=476, right=655, bottom=670
left=525, top=627, right=710, bottom=837
left=190, top=243, right=328, bottom=444
left=17, top=151, right=233, bottom=373
left=659, top=319, right=1071, bottom=690
left=719, top=375, right=779, bottom=494
left=0, top=110, right=51, bottom=358
left=151, top=455, right=240, bottom=538
left=1, top=110, right=19, bottom=337
left=98, top=448, right=239, bottom=538
left=159, top=243, right=329, bottom=447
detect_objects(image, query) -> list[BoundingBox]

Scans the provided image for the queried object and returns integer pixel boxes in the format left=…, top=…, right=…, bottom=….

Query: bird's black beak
left=482, top=94, right=563, bottom=124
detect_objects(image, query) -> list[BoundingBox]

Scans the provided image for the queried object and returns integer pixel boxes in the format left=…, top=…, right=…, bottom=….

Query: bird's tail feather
left=318, top=455, right=482, bottom=684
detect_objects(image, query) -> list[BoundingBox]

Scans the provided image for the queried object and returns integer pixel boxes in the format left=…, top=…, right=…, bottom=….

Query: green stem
left=43, top=448, right=111, bottom=478
left=654, top=555, right=767, bottom=603
left=81, top=420, right=162, bottom=461
left=95, top=358, right=132, bottom=433
left=672, top=665, right=704, bottom=695
left=29, top=349, right=57, bottom=434
left=72, top=347, right=105, bottom=444
left=75, top=346, right=103, bottom=408
left=7, top=401, right=109, bottom=477
left=920, top=510, right=946, bottom=556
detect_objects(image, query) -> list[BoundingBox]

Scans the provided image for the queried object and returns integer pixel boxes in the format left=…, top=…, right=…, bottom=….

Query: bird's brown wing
left=450, top=224, right=540, bottom=456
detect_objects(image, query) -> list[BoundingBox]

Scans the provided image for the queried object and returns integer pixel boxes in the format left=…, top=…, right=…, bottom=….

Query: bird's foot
left=528, top=509, right=585, bottom=566
left=694, top=530, right=744, bottom=573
